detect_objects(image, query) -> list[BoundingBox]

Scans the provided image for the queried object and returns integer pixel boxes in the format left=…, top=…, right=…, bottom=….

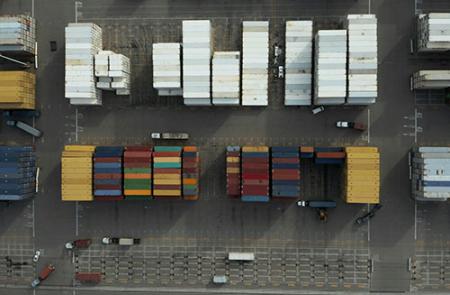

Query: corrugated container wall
left=212, top=51, right=240, bottom=105
left=412, top=70, right=450, bottom=89
left=284, top=21, right=313, bottom=106
left=152, top=43, right=182, bottom=96
left=0, top=15, right=35, bottom=55
left=417, top=13, right=450, bottom=52
left=242, top=21, right=269, bottom=106
left=314, top=30, right=347, bottom=105
left=182, top=20, right=212, bottom=105
left=347, top=14, right=378, bottom=105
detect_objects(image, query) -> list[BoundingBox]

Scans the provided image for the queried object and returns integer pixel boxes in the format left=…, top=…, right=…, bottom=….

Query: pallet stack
left=123, top=147, right=152, bottom=200
left=182, top=146, right=200, bottom=200
left=0, top=146, right=36, bottom=200
left=344, top=147, right=380, bottom=204
left=226, top=146, right=241, bottom=197
left=61, top=145, right=95, bottom=201
left=0, top=71, right=35, bottom=109
left=315, top=147, right=346, bottom=165
left=153, top=146, right=182, bottom=198
left=241, top=146, right=270, bottom=202
left=271, top=147, right=300, bottom=198
left=93, top=146, right=123, bottom=201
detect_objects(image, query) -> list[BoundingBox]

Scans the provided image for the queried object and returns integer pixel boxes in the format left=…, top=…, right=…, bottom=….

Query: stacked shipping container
left=61, top=145, right=95, bottom=201
left=123, top=147, right=152, bottom=199
left=271, top=147, right=300, bottom=198
left=284, top=21, right=313, bottom=106
left=315, top=147, right=345, bottom=165
left=226, top=146, right=241, bottom=197
left=314, top=30, right=347, bottom=105
left=344, top=147, right=380, bottom=204
left=0, top=146, right=36, bottom=200
left=212, top=51, right=241, bottom=105
left=241, top=146, right=270, bottom=202
left=182, top=146, right=200, bottom=200
left=65, top=23, right=103, bottom=105
left=153, top=146, right=182, bottom=197
left=95, top=51, right=131, bottom=95
left=417, top=13, right=450, bottom=52
left=412, top=70, right=450, bottom=89
left=300, top=146, right=314, bottom=159
left=0, top=15, right=35, bottom=55
left=411, top=147, right=450, bottom=201
left=152, top=43, right=182, bottom=96
left=242, top=21, right=269, bottom=106
left=93, top=146, right=123, bottom=201
left=347, top=14, right=378, bottom=105
left=0, top=71, right=35, bottom=109
left=182, top=20, right=211, bottom=105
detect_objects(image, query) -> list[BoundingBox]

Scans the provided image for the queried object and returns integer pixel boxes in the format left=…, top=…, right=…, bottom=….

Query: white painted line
left=75, top=1, right=78, bottom=23
left=367, top=203, right=370, bottom=242
left=367, top=109, right=371, bottom=144
left=75, top=201, right=79, bottom=237
left=414, top=108, right=418, bottom=144
left=75, top=107, right=79, bottom=143
left=31, top=0, right=35, bottom=18
left=32, top=199, right=35, bottom=238
left=414, top=200, right=417, bottom=240
left=368, top=0, right=371, bottom=14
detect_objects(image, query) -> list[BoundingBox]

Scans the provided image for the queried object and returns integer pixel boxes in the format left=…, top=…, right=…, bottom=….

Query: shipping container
left=123, top=146, right=152, bottom=199
left=153, top=146, right=181, bottom=198
left=226, top=146, right=241, bottom=197
left=153, top=43, right=182, bottom=96
left=0, top=15, right=35, bottom=56
left=93, top=146, right=123, bottom=201
left=0, top=71, right=35, bottom=110
left=212, top=52, right=240, bottom=105
left=183, top=146, right=199, bottom=200
left=417, top=13, right=450, bottom=52
left=271, top=147, right=300, bottom=199
left=241, top=146, right=269, bottom=202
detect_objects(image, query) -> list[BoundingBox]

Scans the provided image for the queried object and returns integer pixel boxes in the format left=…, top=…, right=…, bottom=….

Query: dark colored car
left=355, top=204, right=383, bottom=225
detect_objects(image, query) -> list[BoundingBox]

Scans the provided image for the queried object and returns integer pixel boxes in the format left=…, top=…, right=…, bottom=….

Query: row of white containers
left=152, top=43, right=182, bottom=96
left=0, top=15, right=35, bottom=55
left=411, top=147, right=450, bottom=201
left=95, top=50, right=130, bottom=95
left=212, top=52, right=241, bottom=105
left=412, top=70, right=450, bottom=89
left=417, top=13, right=450, bottom=52
left=65, top=23, right=103, bottom=105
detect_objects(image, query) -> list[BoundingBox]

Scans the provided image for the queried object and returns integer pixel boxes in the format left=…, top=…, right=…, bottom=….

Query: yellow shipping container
left=226, top=167, right=240, bottom=173
left=347, top=158, right=380, bottom=165
left=153, top=174, right=180, bottom=179
left=153, top=179, right=181, bottom=185
left=347, top=153, right=380, bottom=159
left=0, top=71, right=36, bottom=110
left=64, top=145, right=96, bottom=152
left=153, top=190, right=181, bottom=196
left=345, top=147, right=379, bottom=153
left=345, top=196, right=379, bottom=204
left=61, top=193, right=93, bottom=201
left=226, top=157, right=240, bottom=163
left=242, top=146, right=268, bottom=152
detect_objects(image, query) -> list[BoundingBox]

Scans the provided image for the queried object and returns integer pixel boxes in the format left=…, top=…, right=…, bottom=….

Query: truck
left=101, top=237, right=141, bottom=246
left=65, top=239, right=92, bottom=250
left=31, top=264, right=55, bottom=288
left=228, top=252, right=255, bottom=261
left=6, top=120, right=43, bottom=138
left=297, top=200, right=337, bottom=208
left=335, top=121, right=366, bottom=131
left=151, top=132, right=189, bottom=140
left=75, top=272, right=102, bottom=284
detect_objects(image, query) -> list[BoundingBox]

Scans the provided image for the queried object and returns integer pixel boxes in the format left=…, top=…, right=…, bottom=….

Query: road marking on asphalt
left=367, top=109, right=371, bottom=144
left=31, top=0, right=35, bottom=17
left=32, top=199, right=35, bottom=238
left=368, top=0, right=371, bottom=14
left=414, top=200, right=417, bottom=240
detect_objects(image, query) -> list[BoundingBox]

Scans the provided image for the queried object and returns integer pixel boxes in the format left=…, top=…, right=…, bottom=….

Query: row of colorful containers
left=241, top=146, right=270, bottom=202
left=93, top=146, right=123, bottom=201
left=61, top=145, right=199, bottom=201
left=271, top=147, right=300, bottom=198
left=0, top=146, right=36, bottom=200
left=61, top=145, right=95, bottom=201
left=344, top=147, right=380, bottom=204
left=226, top=146, right=240, bottom=197
left=183, top=146, right=200, bottom=200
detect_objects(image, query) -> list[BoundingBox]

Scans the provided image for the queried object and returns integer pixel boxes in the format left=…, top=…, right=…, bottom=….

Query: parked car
left=31, top=264, right=55, bottom=288
left=336, top=121, right=366, bottom=131
left=312, top=106, right=325, bottom=115
left=32, top=250, right=41, bottom=263
left=278, top=65, right=284, bottom=79
left=355, top=204, right=383, bottom=225
left=65, top=239, right=92, bottom=250
left=101, top=237, right=141, bottom=246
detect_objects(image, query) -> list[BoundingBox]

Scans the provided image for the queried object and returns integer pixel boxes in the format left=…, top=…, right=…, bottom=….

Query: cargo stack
left=61, top=145, right=95, bottom=201
left=241, top=146, right=270, bottom=202
left=0, top=15, right=35, bottom=55
left=417, top=13, right=450, bottom=52
left=94, top=51, right=131, bottom=95
left=285, top=21, right=313, bottom=106
left=123, top=147, right=152, bottom=200
left=411, top=147, right=450, bottom=201
left=212, top=52, right=241, bottom=105
left=242, top=21, right=269, bottom=106
left=182, top=146, right=200, bottom=200
left=0, top=146, right=36, bottom=200
left=65, top=23, right=103, bottom=105
left=153, top=146, right=182, bottom=198
left=300, top=146, right=314, bottom=159
left=0, top=71, right=35, bottom=109
left=226, top=146, right=241, bottom=197
left=314, top=30, right=347, bottom=105
left=93, top=146, right=123, bottom=201
left=271, top=147, right=300, bottom=198
left=412, top=70, right=450, bottom=90
left=182, top=20, right=212, bottom=105
left=152, top=43, right=182, bottom=96
left=315, top=147, right=346, bottom=165
left=347, top=15, right=378, bottom=105
left=344, top=147, right=380, bottom=204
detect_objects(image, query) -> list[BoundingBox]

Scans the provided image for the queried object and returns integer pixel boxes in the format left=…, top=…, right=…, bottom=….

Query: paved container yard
left=0, top=0, right=450, bottom=294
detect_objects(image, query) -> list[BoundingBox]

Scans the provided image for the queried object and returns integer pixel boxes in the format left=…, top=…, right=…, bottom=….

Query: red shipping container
left=315, top=152, right=345, bottom=159
left=242, top=163, right=269, bottom=169
left=272, top=174, right=300, bottom=180
left=183, top=169, right=198, bottom=174
left=124, top=158, right=151, bottom=163
left=124, top=151, right=152, bottom=157
left=125, top=146, right=152, bottom=151
left=242, top=179, right=269, bottom=185
left=182, top=163, right=198, bottom=168
left=227, top=163, right=240, bottom=168
left=242, top=173, right=269, bottom=180
left=227, top=178, right=240, bottom=185
left=271, top=158, right=299, bottom=164
left=153, top=168, right=181, bottom=173
left=94, top=157, right=122, bottom=163
left=242, top=186, right=269, bottom=195
left=227, top=152, right=240, bottom=157
left=124, top=163, right=150, bottom=168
